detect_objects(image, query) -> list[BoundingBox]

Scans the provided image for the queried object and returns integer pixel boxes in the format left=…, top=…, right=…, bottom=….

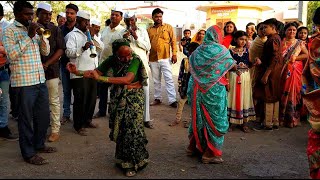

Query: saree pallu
left=187, top=76, right=229, bottom=157
left=227, top=70, right=256, bottom=124
left=109, top=87, right=149, bottom=171
left=302, top=36, right=320, bottom=179
left=280, top=60, right=304, bottom=127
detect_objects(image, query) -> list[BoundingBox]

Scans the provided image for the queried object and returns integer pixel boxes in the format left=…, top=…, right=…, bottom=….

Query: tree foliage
left=307, top=1, right=320, bottom=33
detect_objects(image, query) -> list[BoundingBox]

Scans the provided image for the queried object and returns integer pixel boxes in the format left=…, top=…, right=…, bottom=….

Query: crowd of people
left=0, top=1, right=319, bottom=178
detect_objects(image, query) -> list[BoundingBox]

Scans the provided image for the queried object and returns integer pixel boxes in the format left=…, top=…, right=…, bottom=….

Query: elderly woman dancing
left=187, top=25, right=236, bottom=164
left=67, top=38, right=149, bottom=177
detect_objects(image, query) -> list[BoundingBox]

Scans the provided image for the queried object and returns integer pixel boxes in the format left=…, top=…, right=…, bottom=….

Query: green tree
left=307, top=1, right=320, bottom=33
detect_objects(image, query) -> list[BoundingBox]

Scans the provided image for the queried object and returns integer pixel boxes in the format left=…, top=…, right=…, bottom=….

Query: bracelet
left=98, top=76, right=109, bottom=83
left=78, top=70, right=85, bottom=76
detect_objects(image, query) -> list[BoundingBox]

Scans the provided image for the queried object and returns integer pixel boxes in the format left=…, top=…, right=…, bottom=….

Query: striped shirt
left=2, top=20, right=50, bottom=87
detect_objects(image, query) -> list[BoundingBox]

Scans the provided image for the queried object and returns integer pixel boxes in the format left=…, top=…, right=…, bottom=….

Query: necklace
left=284, top=38, right=296, bottom=48
left=233, top=47, right=245, bottom=57
left=234, top=47, right=244, bottom=52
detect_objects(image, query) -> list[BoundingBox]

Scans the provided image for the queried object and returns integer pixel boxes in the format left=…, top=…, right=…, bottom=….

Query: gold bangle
left=98, top=76, right=109, bottom=83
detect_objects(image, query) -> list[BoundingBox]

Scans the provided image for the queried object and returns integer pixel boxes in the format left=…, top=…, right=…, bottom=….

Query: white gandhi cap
left=77, top=10, right=91, bottom=20
left=91, top=19, right=101, bottom=26
left=124, top=11, right=135, bottom=19
left=111, top=6, right=123, bottom=13
left=37, top=2, right=52, bottom=12
left=58, top=12, right=66, bottom=18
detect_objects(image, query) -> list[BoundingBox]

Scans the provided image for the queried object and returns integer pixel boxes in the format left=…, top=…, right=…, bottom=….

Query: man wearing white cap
left=65, top=10, right=98, bottom=136
left=93, top=7, right=125, bottom=119
left=90, top=19, right=105, bottom=100
left=36, top=2, right=66, bottom=142
left=123, top=12, right=154, bottom=129
left=57, top=12, right=66, bottom=27
left=90, top=19, right=104, bottom=58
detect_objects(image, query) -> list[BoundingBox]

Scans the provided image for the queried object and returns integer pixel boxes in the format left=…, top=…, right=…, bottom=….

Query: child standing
left=179, top=29, right=192, bottom=56
left=227, top=30, right=257, bottom=133
left=169, top=42, right=200, bottom=128
left=296, top=26, right=312, bottom=50
left=253, top=18, right=284, bottom=131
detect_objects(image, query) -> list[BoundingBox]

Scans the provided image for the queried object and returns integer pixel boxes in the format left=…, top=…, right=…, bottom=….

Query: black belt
left=0, top=64, right=9, bottom=71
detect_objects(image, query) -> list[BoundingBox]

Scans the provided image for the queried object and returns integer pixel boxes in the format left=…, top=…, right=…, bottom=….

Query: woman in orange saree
left=279, top=22, right=308, bottom=128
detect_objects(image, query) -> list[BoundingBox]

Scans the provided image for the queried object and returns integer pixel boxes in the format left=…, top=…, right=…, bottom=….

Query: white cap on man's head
left=37, top=2, right=52, bottom=12
left=77, top=10, right=90, bottom=20
left=58, top=12, right=66, bottom=18
left=124, top=11, right=135, bottom=19
left=91, top=19, right=101, bottom=26
left=111, top=6, right=123, bottom=13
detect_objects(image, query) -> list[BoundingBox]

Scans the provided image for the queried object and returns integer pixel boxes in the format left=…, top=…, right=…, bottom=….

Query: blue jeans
left=0, top=69, right=9, bottom=128
left=13, top=83, right=50, bottom=159
left=60, top=63, right=72, bottom=118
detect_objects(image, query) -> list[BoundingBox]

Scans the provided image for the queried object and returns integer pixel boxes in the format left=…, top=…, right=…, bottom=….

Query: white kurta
left=123, top=27, right=151, bottom=75
left=100, top=25, right=125, bottom=63
left=65, top=27, right=98, bottom=79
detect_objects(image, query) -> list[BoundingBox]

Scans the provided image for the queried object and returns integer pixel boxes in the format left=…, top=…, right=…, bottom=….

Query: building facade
left=196, top=2, right=272, bottom=31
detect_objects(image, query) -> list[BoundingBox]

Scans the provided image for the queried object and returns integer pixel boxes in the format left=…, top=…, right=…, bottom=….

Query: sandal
left=77, top=128, right=88, bottom=136
left=25, top=154, right=48, bottom=165
left=37, top=146, right=57, bottom=153
left=183, top=122, right=189, bottom=128
left=186, top=148, right=195, bottom=156
left=201, top=156, right=224, bottom=164
left=241, top=126, right=251, bottom=133
left=125, top=169, right=137, bottom=177
left=169, top=120, right=180, bottom=126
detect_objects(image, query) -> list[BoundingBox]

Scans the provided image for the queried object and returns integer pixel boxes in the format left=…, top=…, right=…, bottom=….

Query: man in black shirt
left=59, top=3, right=78, bottom=125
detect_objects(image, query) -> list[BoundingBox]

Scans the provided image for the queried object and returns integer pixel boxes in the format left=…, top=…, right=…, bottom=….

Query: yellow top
left=147, top=23, right=177, bottom=62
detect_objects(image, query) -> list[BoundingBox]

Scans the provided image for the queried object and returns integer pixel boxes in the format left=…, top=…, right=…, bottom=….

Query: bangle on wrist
left=78, top=70, right=85, bottom=76
left=98, top=76, right=109, bottom=83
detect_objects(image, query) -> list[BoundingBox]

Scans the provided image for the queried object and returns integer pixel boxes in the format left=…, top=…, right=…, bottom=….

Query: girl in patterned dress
left=227, top=30, right=258, bottom=133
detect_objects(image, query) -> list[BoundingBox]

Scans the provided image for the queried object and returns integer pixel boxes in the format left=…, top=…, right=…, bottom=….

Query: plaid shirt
left=2, top=20, right=50, bottom=87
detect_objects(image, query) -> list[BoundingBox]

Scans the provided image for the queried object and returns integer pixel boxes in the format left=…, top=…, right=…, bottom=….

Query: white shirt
left=100, top=24, right=125, bottom=62
left=123, top=27, right=151, bottom=74
left=65, top=27, right=98, bottom=79
left=92, top=34, right=104, bottom=64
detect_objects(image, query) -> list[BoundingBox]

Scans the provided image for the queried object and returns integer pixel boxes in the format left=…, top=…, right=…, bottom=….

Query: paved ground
left=0, top=51, right=311, bottom=179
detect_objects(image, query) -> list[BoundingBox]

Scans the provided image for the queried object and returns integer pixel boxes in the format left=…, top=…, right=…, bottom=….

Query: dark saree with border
left=100, top=52, right=149, bottom=172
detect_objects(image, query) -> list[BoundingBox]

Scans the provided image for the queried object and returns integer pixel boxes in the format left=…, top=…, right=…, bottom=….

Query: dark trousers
left=9, top=84, right=19, bottom=118
left=13, top=83, right=50, bottom=159
left=60, top=63, right=72, bottom=118
left=97, top=82, right=109, bottom=116
left=71, top=78, right=97, bottom=131
left=8, top=68, right=18, bottom=118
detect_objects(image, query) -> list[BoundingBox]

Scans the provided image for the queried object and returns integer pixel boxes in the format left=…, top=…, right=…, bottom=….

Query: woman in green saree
left=187, top=25, right=236, bottom=164
left=67, top=38, right=149, bottom=177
